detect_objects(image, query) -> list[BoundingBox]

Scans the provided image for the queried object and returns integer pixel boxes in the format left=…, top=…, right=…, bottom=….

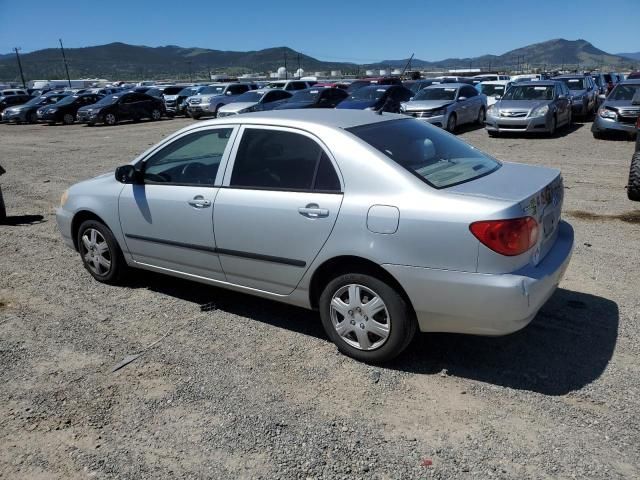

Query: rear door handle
left=298, top=203, right=329, bottom=218
left=188, top=195, right=212, bottom=208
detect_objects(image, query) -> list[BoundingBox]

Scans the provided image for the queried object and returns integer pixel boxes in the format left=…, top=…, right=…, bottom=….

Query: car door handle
left=188, top=195, right=212, bottom=208
left=298, top=203, right=329, bottom=218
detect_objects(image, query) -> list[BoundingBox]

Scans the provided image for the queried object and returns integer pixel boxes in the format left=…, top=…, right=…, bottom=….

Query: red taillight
left=470, top=217, right=539, bottom=256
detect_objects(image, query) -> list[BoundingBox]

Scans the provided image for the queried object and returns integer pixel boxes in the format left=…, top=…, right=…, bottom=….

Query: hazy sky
left=0, top=0, right=637, bottom=61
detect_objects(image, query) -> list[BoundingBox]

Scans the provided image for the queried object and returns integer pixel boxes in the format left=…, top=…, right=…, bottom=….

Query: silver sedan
left=56, top=110, right=574, bottom=362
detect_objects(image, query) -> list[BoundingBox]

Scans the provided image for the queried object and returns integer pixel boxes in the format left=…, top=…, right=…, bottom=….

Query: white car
left=512, top=74, right=543, bottom=83
left=476, top=80, right=514, bottom=106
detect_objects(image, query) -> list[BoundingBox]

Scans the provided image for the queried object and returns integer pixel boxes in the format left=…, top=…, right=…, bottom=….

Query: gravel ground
left=0, top=116, right=639, bottom=480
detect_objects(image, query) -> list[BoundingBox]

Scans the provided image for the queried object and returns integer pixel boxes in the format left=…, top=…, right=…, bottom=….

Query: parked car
left=274, top=87, right=348, bottom=110
left=511, top=74, right=543, bottom=83
left=313, top=82, right=349, bottom=90
left=603, top=73, right=619, bottom=94
left=485, top=81, right=572, bottom=136
left=0, top=93, right=32, bottom=114
left=164, top=85, right=199, bottom=117
left=76, top=92, right=165, bottom=126
left=346, top=80, right=373, bottom=93
left=368, top=77, right=402, bottom=86
left=553, top=74, right=598, bottom=117
left=590, top=73, right=609, bottom=96
left=471, top=74, right=511, bottom=84
left=187, top=83, right=257, bottom=119
left=144, top=85, right=184, bottom=99
left=1, top=88, right=28, bottom=96
left=627, top=72, right=640, bottom=80
left=56, top=110, right=574, bottom=362
left=407, top=79, right=442, bottom=95
left=263, top=80, right=314, bottom=91
left=627, top=116, right=640, bottom=201
left=476, top=80, right=514, bottom=106
left=401, top=83, right=487, bottom=132
left=434, top=76, right=475, bottom=85
left=1, top=92, right=70, bottom=123
left=592, top=80, right=640, bottom=139
left=337, top=85, right=413, bottom=113
left=217, top=89, right=293, bottom=117
left=37, top=93, right=103, bottom=125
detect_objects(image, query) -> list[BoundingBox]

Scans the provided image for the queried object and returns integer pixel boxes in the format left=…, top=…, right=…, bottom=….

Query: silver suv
left=591, top=80, right=640, bottom=139
left=186, top=83, right=257, bottom=119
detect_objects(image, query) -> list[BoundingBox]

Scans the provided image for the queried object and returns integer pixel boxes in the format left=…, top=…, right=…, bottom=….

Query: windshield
left=201, top=86, right=226, bottom=95
left=347, top=119, right=500, bottom=189
left=24, top=95, right=50, bottom=106
left=163, top=86, right=183, bottom=95
left=264, top=82, right=285, bottom=89
left=413, top=87, right=457, bottom=101
left=349, top=86, right=388, bottom=101
left=234, top=91, right=264, bottom=102
left=289, top=89, right=321, bottom=102
left=53, top=95, right=79, bottom=106
left=93, top=94, right=120, bottom=106
left=177, top=87, right=198, bottom=97
left=608, top=84, right=640, bottom=101
left=557, top=78, right=587, bottom=90
left=479, top=84, right=506, bottom=97
left=502, top=85, right=554, bottom=101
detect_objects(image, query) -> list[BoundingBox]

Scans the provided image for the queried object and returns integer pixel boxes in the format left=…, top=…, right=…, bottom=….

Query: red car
left=627, top=72, right=640, bottom=80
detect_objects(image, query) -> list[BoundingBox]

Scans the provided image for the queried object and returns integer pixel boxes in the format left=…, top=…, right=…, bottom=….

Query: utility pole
left=284, top=51, right=288, bottom=80
left=297, top=53, right=300, bottom=77
left=401, top=53, right=414, bottom=77
left=187, top=61, right=192, bottom=82
left=14, top=47, right=26, bottom=88
left=59, top=39, right=72, bottom=88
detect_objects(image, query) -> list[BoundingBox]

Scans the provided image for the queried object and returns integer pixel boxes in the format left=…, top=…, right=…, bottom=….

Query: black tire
left=104, top=112, right=117, bottom=126
left=566, top=109, right=572, bottom=128
left=76, top=219, right=127, bottom=284
left=190, top=112, right=201, bottom=120
left=488, top=130, right=500, bottom=138
left=627, top=152, right=640, bottom=201
left=27, top=111, right=38, bottom=124
left=476, top=107, right=486, bottom=125
left=151, top=108, right=162, bottom=121
left=319, top=273, right=417, bottom=363
left=213, top=104, right=223, bottom=118
left=62, top=113, right=75, bottom=125
left=592, top=131, right=606, bottom=140
left=547, top=115, right=557, bottom=137
left=0, top=186, right=6, bottom=222
left=446, top=113, right=457, bottom=133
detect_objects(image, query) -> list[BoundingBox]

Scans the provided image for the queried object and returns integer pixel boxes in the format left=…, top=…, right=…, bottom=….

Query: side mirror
left=558, top=94, right=566, bottom=100
left=494, top=95, right=502, bottom=100
left=115, top=164, right=140, bottom=184
left=457, top=96, right=467, bottom=102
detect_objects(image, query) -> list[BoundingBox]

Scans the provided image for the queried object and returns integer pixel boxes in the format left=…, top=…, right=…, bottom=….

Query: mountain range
left=617, top=51, right=640, bottom=61
left=0, top=38, right=637, bottom=82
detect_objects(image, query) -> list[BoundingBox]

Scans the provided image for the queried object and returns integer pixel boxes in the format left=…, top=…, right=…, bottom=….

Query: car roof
left=515, top=80, right=557, bottom=86
left=620, top=79, right=640, bottom=85
left=553, top=75, right=587, bottom=79
left=425, top=83, right=466, bottom=88
left=197, top=109, right=398, bottom=129
left=479, top=80, right=511, bottom=85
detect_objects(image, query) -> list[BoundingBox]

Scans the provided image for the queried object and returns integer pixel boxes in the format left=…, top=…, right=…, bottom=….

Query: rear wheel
left=151, top=108, right=162, bottom=121
left=319, top=273, right=417, bottom=363
left=76, top=220, right=127, bottom=284
left=446, top=113, right=457, bottom=133
left=63, top=113, right=74, bottom=125
left=627, top=152, right=640, bottom=201
left=548, top=115, right=557, bottom=137
left=28, top=111, right=38, bottom=124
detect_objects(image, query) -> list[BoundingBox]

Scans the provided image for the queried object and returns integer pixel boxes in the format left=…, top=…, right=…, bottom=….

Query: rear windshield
left=479, top=84, right=507, bottom=96
left=349, top=86, right=388, bottom=101
left=502, top=85, right=554, bottom=100
left=347, top=119, right=500, bottom=189
left=557, top=77, right=587, bottom=90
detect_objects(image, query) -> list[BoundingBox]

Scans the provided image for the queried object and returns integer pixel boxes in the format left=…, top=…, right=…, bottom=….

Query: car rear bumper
left=485, top=113, right=550, bottom=133
left=591, top=115, right=637, bottom=134
left=55, top=207, right=75, bottom=250
left=383, top=220, right=574, bottom=336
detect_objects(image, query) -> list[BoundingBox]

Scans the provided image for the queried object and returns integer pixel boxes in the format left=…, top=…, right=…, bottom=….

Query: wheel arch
left=308, top=255, right=416, bottom=317
left=70, top=210, right=109, bottom=251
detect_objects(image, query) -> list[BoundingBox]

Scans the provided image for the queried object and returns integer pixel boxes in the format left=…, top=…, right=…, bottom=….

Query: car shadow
left=388, top=288, right=618, bottom=395
left=1, top=214, right=45, bottom=226
left=455, top=123, right=486, bottom=134
left=126, top=272, right=617, bottom=395
left=490, top=122, right=584, bottom=139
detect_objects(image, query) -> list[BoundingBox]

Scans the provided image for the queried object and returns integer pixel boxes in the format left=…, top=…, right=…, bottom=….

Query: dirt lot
left=1, top=116, right=639, bottom=480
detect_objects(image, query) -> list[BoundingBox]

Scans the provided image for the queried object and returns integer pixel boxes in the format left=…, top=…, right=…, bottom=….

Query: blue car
left=336, top=85, right=413, bottom=113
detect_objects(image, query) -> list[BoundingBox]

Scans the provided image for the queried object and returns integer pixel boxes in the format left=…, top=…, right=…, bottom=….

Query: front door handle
left=188, top=195, right=212, bottom=208
left=298, top=203, right=329, bottom=218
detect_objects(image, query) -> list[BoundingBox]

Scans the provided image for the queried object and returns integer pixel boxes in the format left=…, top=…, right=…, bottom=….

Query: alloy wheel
left=151, top=109, right=161, bottom=120
left=63, top=113, right=74, bottom=125
left=105, top=113, right=116, bottom=125
left=329, top=284, right=391, bottom=351
left=80, top=228, right=112, bottom=276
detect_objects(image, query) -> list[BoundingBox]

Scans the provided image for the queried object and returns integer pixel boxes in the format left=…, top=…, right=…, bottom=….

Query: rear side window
left=230, top=129, right=340, bottom=191
left=347, top=119, right=500, bottom=189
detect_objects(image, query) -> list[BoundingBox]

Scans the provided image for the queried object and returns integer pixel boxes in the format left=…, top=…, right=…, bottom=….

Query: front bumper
left=384, top=220, right=574, bottom=336
left=591, top=115, right=637, bottom=135
left=37, top=112, right=57, bottom=122
left=77, top=111, right=100, bottom=124
left=2, top=110, right=27, bottom=122
left=56, top=207, right=75, bottom=250
left=485, top=113, right=550, bottom=133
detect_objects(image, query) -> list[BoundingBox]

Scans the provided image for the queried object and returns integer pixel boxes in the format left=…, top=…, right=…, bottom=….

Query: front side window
left=230, top=128, right=339, bottom=191
left=143, top=128, right=233, bottom=185
left=609, top=84, right=640, bottom=101
left=347, top=119, right=500, bottom=189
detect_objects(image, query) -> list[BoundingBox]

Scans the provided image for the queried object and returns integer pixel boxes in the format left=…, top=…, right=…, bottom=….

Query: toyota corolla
left=56, top=110, right=573, bottom=362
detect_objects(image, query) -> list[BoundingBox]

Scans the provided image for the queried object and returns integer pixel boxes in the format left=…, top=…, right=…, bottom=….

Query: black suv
left=76, top=92, right=165, bottom=126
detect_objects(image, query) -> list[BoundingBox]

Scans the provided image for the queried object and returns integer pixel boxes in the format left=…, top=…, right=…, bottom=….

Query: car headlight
left=60, top=189, right=69, bottom=207
left=432, top=107, right=447, bottom=116
left=487, top=104, right=499, bottom=116
left=48, top=108, right=57, bottom=113
left=598, top=107, right=617, bottom=119
left=530, top=105, right=549, bottom=117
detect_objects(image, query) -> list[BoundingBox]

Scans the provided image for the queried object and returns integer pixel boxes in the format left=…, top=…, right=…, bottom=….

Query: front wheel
left=319, top=273, right=416, bottom=363
left=104, top=112, right=117, bottom=126
left=77, top=220, right=127, bottom=284
left=548, top=115, right=557, bottom=137
left=28, top=111, right=38, bottom=124
left=476, top=107, right=486, bottom=125
left=446, top=113, right=457, bottom=133
left=63, top=113, right=75, bottom=125
left=628, top=152, right=640, bottom=201
left=151, top=108, right=162, bottom=121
